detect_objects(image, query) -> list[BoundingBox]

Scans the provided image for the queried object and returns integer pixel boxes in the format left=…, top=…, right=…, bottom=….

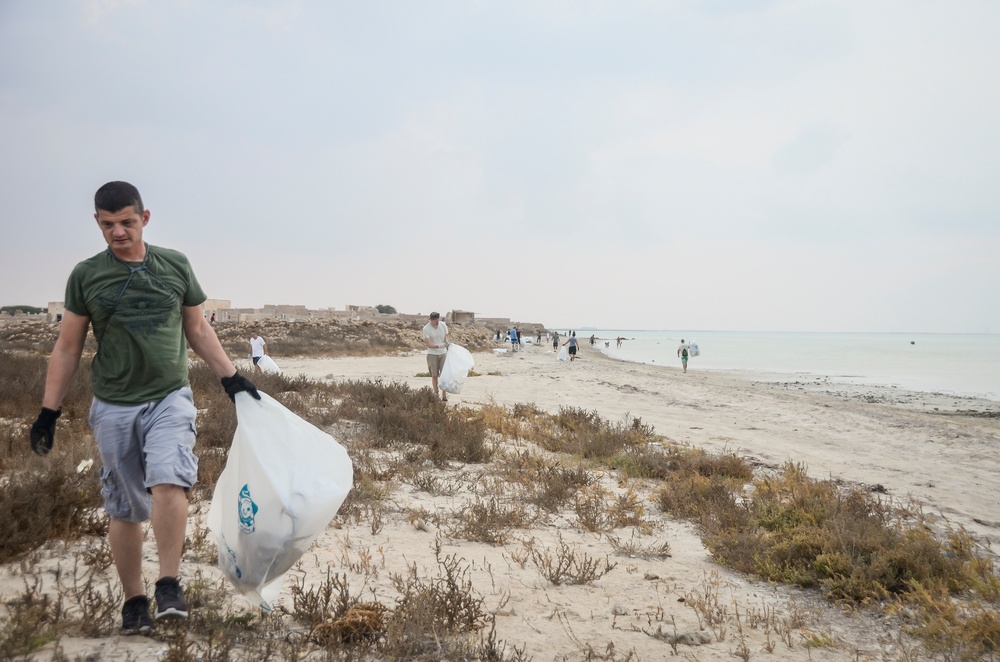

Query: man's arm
left=423, top=336, right=441, bottom=350
left=41, top=311, right=90, bottom=410
left=262, top=340, right=268, bottom=356
left=183, top=306, right=239, bottom=378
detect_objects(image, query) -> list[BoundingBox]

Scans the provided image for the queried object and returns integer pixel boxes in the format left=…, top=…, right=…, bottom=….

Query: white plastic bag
left=557, top=346, right=569, bottom=361
left=438, top=343, right=474, bottom=394
left=207, top=392, right=353, bottom=609
left=257, top=355, right=281, bottom=374
left=689, top=341, right=700, bottom=357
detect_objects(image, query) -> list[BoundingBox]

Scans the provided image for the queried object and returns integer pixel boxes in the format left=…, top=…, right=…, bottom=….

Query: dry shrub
left=611, top=443, right=752, bottom=482
left=449, top=496, right=535, bottom=545
left=575, top=484, right=613, bottom=532
left=496, top=449, right=593, bottom=513
left=656, top=460, right=1000, bottom=654
left=606, top=531, right=671, bottom=559
left=524, top=534, right=618, bottom=585
left=904, top=581, right=1000, bottom=659
left=607, top=484, right=647, bottom=529
left=539, top=407, right=655, bottom=459
left=0, top=579, right=62, bottom=658
left=333, top=379, right=488, bottom=465
left=574, top=483, right=646, bottom=532
left=384, top=538, right=490, bottom=656
left=0, top=467, right=105, bottom=563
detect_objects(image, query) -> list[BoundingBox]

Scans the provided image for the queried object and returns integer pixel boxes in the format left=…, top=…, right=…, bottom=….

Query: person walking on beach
left=249, top=331, right=268, bottom=373
left=552, top=330, right=560, bottom=351
left=509, top=326, right=519, bottom=352
left=422, top=312, right=449, bottom=401
left=564, top=331, right=579, bottom=361
left=29, top=181, right=260, bottom=634
left=677, top=338, right=691, bottom=373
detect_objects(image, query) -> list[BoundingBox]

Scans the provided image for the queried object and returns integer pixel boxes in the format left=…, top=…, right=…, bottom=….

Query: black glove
left=221, top=372, right=261, bottom=403
left=30, top=407, right=62, bottom=456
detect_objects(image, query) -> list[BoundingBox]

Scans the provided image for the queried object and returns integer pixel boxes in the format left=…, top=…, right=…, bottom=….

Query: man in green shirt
left=29, top=181, right=261, bottom=634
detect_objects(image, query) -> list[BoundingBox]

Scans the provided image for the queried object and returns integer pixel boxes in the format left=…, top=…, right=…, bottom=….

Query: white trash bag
left=438, top=343, right=475, bottom=394
left=689, top=341, right=700, bottom=357
left=257, top=355, right=281, bottom=374
left=557, top=345, right=569, bottom=361
left=207, top=391, right=353, bottom=609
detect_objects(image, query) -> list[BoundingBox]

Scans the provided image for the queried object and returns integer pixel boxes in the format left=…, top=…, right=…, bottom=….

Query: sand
left=11, top=342, right=1000, bottom=660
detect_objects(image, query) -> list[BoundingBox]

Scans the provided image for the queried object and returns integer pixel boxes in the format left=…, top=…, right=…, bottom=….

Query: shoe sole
left=155, top=608, right=189, bottom=620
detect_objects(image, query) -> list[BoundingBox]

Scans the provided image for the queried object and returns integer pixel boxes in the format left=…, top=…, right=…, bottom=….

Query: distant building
left=448, top=310, right=476, bottom=326
left=48, top=301, right=65, bottom=323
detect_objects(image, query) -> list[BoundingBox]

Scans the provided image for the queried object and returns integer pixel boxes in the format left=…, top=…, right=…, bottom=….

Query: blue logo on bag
left=238, top=483, right=258, bottom=534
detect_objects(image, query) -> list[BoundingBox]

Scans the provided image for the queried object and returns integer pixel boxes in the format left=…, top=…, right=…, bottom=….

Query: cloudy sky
left=1, top=0, right=997, bottom=333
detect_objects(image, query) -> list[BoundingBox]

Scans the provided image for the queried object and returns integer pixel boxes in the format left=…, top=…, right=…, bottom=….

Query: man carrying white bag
left=207, top=391, right=353, bottom=609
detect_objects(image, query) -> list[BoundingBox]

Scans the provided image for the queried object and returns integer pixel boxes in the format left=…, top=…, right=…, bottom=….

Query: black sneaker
left=154, top=577, right=189, bottom=620
left=121, top=595, right=153, bottom=634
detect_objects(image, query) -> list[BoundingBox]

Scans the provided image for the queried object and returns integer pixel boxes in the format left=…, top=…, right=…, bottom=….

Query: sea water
left=566, top=330, right=1000, bottom=402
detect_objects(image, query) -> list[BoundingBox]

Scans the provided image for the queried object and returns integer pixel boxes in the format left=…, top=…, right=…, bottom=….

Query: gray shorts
left=88, top=386, right=199, bottom=522
left=426, top=352, right=447, bottom=378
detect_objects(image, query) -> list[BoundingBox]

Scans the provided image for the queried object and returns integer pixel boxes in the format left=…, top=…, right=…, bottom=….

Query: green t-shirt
left=64, top=244, right=207, bottom=405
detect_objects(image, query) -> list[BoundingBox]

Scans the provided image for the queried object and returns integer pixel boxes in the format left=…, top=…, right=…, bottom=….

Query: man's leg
left=150, top=484, right=188, bottom=580
left=109, top=519, right=146, bottom=599
left=431, top=375, right=440, bottom=398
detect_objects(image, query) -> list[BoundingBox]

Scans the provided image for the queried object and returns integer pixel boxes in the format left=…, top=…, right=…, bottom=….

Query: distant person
left=616, top=336, right=623, bottom=348
left=249, top=331, right=268, bottom=374
left=508, top=326, right=519, bottom=352
left=589, top=334, right=595, bottom=346
left=209, top=312, right=216, bottom=326
left=422, top=312, right=449, bottom=401
left=516, top=327, right=522, bottom=346
left=537, top=329, right=542, bottom=344
left=29, top=180, right=260, bottom=634
left=564, top=331, right=579, bottom=361
left=677, top=338, right=690, bottom=373
left=552, top=330, right=560, bottom=351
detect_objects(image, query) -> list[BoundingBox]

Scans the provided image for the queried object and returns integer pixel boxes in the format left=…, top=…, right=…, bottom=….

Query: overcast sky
left=1, top=1, right=998, bottom=333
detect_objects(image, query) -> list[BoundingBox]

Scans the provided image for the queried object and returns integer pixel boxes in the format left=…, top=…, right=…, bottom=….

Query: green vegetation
left=375, top=304, right=397, bottom=314
left=0, top=305, right=45, bottom=315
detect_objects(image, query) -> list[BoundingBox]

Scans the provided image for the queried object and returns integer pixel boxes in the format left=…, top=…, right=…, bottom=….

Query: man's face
left=430, top=319, right=439, bottom=328
left=95, top=206, right=149, bottom=260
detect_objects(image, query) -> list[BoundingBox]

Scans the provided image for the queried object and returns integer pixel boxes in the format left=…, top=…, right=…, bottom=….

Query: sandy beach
left=11, top=341, right=1000, bottom=660
left=283, top=343, right=1000, bottom=547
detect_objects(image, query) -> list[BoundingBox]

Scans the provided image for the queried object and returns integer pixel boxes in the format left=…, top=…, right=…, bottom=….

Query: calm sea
left=563, top=330, right=1000, bottom=402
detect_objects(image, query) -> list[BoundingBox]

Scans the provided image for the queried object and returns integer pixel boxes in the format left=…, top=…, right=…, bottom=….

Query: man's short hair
left=95, top=181, right=144, bottom=214
left=429, top=312, right=440, bottom=320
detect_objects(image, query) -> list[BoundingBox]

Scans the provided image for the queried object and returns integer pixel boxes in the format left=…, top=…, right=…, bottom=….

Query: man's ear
left=142, top=209, right=151, bottom=226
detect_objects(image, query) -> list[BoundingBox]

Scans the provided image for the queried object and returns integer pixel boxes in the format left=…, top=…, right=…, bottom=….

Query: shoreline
left=591, top=346, right=1000, bottom=414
